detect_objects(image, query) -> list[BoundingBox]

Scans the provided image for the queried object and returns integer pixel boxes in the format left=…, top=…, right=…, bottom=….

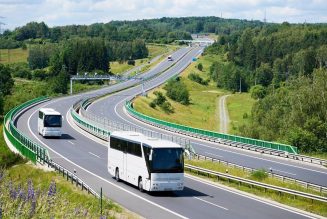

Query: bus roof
left=39, top=108, right=61, bottom=115
left=111, top=131, right=183, bottom=149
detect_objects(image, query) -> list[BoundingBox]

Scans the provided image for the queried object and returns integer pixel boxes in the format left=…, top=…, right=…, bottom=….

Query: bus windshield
left=44, top=115, right=62, bottom=127
left=145, top=147, right=184, bottom=173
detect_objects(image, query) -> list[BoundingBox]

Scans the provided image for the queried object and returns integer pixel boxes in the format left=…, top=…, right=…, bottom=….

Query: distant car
left=167, top=55, right=173, bottom=61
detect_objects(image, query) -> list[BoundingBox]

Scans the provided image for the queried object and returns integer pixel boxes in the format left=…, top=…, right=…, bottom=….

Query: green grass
left=186, top=159, right=327, bottom=217
left=71, top=82, right=102, bottom=94
left=0, top=122, right=26, bottom=168
left=134, top=54, right=228, bottom=131
left=147, top=44, right=169, bottom=58
left=0, top=48, right=28, bottom=64
left=0, top=164, right=137, bottom=218
left=4, top=79, right=50, bottom=114
left=227, top=93, right=256, bottom=134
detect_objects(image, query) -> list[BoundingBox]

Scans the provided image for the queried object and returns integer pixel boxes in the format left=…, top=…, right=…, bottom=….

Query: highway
left=15, top=46, right=324, bottom=219
left=87, top=55, right=327, bottom=188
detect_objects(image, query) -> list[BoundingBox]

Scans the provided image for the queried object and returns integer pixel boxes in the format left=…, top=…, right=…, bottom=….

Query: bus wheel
left=138, top=177, right=143, bottom=192
left=115, top=168, right=120, bottom=182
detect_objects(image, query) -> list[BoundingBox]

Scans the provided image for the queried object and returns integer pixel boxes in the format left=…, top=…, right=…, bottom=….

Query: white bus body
left=38, top=108, right=62, bottom=137
left=108, top=131, right=184, bottom=192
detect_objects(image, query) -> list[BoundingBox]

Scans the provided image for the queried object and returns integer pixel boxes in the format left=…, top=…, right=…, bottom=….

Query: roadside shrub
left=250, top=169, right=268, bottom=181
left=197, top=63, right=203, bottom=71
left=127, top=60, right=135, bottom=66
left=160, top=101, right=174, bottom=114
left=188, top=73, right=209, bottom=85
left=149, top=101, right=156, bottom=108
left=164, top=79, right=190, bottom=105
left=153, top=91, right=166, bottom=105
left=32, top=69, right=48, bottom=80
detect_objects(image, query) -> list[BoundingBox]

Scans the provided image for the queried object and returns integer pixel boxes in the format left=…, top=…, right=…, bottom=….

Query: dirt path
left=219, top=94, right=230, bottom=133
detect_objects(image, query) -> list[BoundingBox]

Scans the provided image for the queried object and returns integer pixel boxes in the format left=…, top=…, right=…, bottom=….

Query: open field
left=0, top=48, right=28, bottom=64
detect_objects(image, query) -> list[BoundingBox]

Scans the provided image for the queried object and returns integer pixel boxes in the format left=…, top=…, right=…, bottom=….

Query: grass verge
left=226, top=93, right=256, bottom=134
left=0, top=164, right=137, bottom=218
left=186, top=159, right=327, bottom=217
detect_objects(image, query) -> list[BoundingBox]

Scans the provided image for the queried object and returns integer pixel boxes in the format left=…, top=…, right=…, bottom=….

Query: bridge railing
left=3, top=96, right=50, bottom=164
left=125, top=101, right=298, bottom=154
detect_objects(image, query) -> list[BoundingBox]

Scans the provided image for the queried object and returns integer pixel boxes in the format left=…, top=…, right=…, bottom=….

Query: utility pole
left=239, top=77, right=242, bottom=93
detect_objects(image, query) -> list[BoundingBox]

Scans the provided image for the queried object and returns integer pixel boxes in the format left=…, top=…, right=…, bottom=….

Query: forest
left=206, top=23, right=327, bottom=152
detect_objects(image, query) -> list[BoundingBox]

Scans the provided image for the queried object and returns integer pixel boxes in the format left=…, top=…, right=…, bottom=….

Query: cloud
left=0, top=0, right=326, bottom=30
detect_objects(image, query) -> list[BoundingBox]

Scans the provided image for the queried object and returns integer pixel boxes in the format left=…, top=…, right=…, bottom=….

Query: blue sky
left=0, top=0, right=326, bottom=30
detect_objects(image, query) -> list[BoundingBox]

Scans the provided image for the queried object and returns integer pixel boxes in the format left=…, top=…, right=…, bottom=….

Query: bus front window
left=150, top=148, right=184, bottom=173
left=44, top=115, right=62, bottom=127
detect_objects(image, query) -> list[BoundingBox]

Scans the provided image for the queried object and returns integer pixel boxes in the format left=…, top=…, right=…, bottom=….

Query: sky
left=0, top=0, right=326, bottom=30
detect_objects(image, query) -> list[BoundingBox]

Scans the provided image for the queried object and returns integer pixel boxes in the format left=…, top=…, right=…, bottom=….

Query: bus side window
left=38, top=111, right=43, bottom=119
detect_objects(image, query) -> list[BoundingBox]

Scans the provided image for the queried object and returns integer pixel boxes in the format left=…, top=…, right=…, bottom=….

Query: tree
left=28, top=45, right=54, bottom=70
left=0, top=64, right=14, bottom=96
left=197, top=63, right=203, bottom=71
left=316, top=45, right=327, bottom=69
left=250, top=85, right=266, bottom=99
left=255, top=63, right=273, bottom=87
left=164, top=79, right=190, bottom=105
left=50, top=66, right=69, bottom=94
left=0, top=94, right=4, bottom=115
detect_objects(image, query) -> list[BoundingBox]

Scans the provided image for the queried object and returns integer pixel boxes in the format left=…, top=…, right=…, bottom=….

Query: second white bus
left=38, top=108, right=62, bottom=137
left=108, top=131, right=184, bottom=192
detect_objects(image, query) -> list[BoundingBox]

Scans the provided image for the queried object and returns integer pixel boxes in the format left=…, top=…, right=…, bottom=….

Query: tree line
left=205, top=23, right=327, bottom=152
left=0, top=17, right=264, bottom=48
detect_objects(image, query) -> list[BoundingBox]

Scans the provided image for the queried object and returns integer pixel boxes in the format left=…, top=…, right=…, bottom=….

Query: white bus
left=38, top=108, right=62, bottom=137
left=167, top=55, right=173, bottom=61
left=108, top=131, right=184, bottom=192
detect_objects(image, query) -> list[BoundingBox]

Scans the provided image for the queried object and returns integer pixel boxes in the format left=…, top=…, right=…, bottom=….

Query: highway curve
left=15, top=46, right=323, bottom=219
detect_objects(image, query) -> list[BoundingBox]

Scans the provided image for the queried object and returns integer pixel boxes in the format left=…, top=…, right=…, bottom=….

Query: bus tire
left=115, top=168, right=120, bottom=182
left=138, top=177, right=143, bottom=192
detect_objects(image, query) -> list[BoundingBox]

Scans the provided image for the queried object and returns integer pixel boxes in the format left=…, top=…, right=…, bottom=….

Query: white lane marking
left=193, top=197, right=228, bottom=211
left=27, top=106, right=187, bottom=219
left=186, top=175, right=317, bottom=219
left=68, top=140, right=75, bottom=145
left=205, top=152, right=223, bottom=158
left=272, top=168, right=296, bottom=176
left=89, top=152, right=101, bottom=158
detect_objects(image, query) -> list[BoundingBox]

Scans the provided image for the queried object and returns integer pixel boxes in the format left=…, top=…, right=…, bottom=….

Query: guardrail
left=3, top=96, right=50, bottom=164
left=125, top=101, right=297, bottom=154
left=48, top=160, right=99, bottom=198
left=185, top=164, right=327, bottom=203
left=195, top=153, right=327, bottom=194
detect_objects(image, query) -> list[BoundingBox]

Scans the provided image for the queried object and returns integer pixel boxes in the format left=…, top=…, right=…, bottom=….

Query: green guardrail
left=125, top=101, right=298, bottom=154
left=71, top=107, right=110, bottom=139
left=3, top=96, right=50, bottom=163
